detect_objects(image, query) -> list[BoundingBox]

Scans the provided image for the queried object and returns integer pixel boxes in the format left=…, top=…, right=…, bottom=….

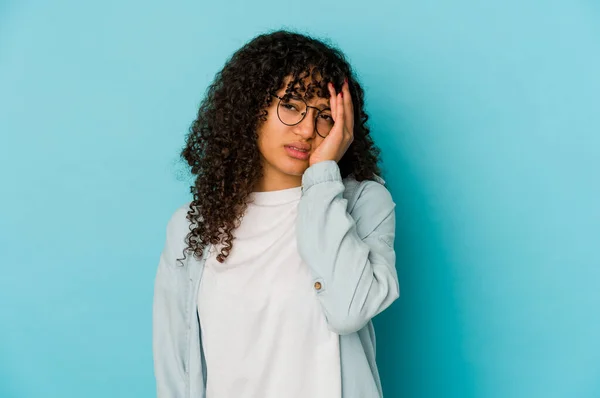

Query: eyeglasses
left=271, top=94, right=334, bottom=138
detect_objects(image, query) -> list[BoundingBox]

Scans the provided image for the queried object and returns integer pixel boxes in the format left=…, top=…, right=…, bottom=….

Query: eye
left=282, top=103, right=298, bottom=111
left=280, top=98, right=304, bottom=113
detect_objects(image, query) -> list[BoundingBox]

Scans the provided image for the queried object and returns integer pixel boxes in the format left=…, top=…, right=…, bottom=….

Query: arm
left=297, top=160, right=399, bottom=335
left=152, top=207, right=189, bottom=397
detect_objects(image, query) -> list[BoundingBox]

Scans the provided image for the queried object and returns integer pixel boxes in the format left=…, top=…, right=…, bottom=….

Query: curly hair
left=177, top=28, right=383, bottom=266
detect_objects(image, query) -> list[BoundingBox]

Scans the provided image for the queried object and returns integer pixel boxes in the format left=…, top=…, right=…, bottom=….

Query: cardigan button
left=314, top=281, right=322, bottom=290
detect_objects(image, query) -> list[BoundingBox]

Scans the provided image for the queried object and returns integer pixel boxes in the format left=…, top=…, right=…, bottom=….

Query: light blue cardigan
left=152, top=160, right=399, bottom=397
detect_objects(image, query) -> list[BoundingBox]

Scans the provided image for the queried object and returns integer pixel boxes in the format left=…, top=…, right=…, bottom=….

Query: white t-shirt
left=197, top=185, right=342, bottom=398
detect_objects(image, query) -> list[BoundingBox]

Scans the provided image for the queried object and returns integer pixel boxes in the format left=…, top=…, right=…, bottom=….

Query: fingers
left=328, top=82, right=337, bottom=121
left=342, top=78, right=353, bottom=128
left=337, top=88, right=344, bottom=131
left=328, top=80, right=350, bottom=140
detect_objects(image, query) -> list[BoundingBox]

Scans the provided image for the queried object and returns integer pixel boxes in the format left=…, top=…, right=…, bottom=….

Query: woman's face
left=255, top=76, right=330, bottom=191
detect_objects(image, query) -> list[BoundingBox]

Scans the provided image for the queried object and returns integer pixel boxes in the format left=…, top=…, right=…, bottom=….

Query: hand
left=308, top=78, right=354, bottom=166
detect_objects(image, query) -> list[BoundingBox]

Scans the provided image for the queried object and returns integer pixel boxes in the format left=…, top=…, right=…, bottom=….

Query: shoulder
left=344, top=175, right=396, bottom=237
left=343, top=173, right=394, bottom=213
left=165, top=202, right=193, bottom=250
left=355, top=179, right=395, bottom=217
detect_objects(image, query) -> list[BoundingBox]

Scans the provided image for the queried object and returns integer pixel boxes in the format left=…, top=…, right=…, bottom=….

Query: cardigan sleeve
left=152, top=206, right=190, bottom=398
left=297, top=160, right=399, bottom=335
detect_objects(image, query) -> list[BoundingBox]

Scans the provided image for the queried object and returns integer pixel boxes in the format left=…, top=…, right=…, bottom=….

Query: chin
left=284, top=165, right=308, bottom=177
left=279, top=159, right=309, bottom=176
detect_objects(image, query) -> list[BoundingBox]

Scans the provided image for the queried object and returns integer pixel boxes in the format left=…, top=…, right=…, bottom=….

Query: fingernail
left=340, top=91, right=343, bottom=98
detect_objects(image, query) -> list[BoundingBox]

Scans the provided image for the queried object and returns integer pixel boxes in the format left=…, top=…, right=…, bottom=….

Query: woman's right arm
left=152, top=207, right=190, bottom=398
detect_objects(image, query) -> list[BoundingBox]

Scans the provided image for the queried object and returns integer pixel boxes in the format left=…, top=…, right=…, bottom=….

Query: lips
left=285, top=146, right=309, bottom=152
left=285, top=142, right=311, bottom=151
left=285, top=146, right=310, bottom=160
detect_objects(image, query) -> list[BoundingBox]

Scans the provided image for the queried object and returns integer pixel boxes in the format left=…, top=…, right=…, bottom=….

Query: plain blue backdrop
left=1, top=1, right=599, bottom=397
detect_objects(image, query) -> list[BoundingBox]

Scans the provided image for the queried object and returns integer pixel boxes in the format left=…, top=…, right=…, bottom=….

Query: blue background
left=1, top=1, right=599, bottom=397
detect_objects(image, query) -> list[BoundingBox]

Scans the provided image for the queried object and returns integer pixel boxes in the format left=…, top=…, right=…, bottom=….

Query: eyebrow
left=288, top=94, right=330, bottom=110
left=316, top=103, right=330, bottom=111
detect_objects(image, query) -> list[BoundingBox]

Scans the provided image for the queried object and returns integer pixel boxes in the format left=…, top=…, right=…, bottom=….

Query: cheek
left=313, top=136, right=325, bottom=149
left=256, top=119, right=282, bottom=153
left=263, top=113, right=286, bottom=140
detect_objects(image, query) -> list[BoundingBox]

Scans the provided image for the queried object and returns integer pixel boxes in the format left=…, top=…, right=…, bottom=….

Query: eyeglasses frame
left=271, top=93, right=333, bottom=138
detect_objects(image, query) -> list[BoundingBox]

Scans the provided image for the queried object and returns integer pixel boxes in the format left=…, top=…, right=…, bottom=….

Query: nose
left=294, top=109, right=318, bottom=138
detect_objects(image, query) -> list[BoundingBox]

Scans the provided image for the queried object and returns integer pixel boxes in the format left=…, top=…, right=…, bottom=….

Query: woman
left=153, top=29, right=399, bottom=398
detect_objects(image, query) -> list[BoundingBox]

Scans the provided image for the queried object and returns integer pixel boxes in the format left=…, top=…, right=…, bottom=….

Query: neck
left=253, top=175, right=302, bottom=192
left=253, top=162, right=302, bottom=192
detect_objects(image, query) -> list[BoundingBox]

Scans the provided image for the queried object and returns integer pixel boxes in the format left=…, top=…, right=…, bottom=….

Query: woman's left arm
left=297, top=160, right=399, bottom=335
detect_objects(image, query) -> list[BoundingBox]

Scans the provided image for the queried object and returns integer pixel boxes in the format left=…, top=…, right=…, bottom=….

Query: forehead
left=279, top=72, right=329, bottom=101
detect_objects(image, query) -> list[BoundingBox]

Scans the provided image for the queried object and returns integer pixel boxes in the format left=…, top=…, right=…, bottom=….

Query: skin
left=254, top=75, right=355, bottom=192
